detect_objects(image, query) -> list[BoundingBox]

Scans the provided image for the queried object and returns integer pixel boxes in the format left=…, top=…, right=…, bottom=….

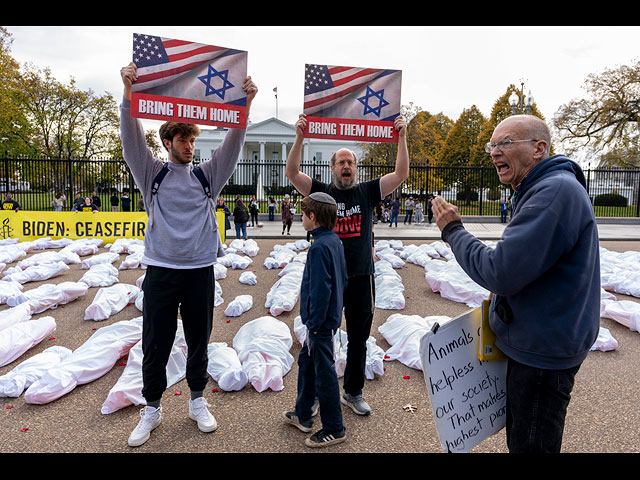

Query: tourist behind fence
left=389, top=197, right=400, bottom=227
left=414, top=199, right=424, bottom=223
left=249, top=196, right=259, bottom=227
left=403, top=195, right=415, bottom=224
left=52, top=192, right=65, bottom=212
left=499, top=198, right=509, bottom=223
left=233, top=198, right=249, bottom=240
left=284, top=192, right=348, bottom=448
left=427, top=195, right=434, bottom=224
left=2, top=193, right=20, bottom=211
left=110, top=191, right=119, bottom=211
left=286, top=113, right=408, bottom=416
left=268, top=196, right=277, bottom=221
left=431, top=114, right=600, bottom=453
left=77, top=197, right=98, bottom=213
left=91, top=191, right=101, bottom=211
left=72, top=193, right=84, bottom=211
left=281, top=194, right=294, bottom=235
left=121, top=192, right=131, bottom=212
left=216, top=197, right=231, bottom=235
left=119, top=61, right=257, bottom=447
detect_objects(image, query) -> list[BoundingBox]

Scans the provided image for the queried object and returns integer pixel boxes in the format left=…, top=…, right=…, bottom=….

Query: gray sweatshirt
left=119, top=98, right=245, bottom=268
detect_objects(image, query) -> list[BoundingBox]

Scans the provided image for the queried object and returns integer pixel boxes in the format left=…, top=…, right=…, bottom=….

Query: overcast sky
left=6, top=25, right=640, bottom=149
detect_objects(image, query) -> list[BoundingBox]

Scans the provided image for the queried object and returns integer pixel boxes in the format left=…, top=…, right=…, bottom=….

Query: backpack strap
left=151, top=163, right=170, bottom=196
left=150, top=163, right=211, bottom=198
left=193, top=166, right=211, bottom=199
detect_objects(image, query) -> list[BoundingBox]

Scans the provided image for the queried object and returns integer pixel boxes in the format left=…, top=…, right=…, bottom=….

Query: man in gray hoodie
left=119, top=61, right=257, bottom=447
left=432, top=115, right=600, bottom=453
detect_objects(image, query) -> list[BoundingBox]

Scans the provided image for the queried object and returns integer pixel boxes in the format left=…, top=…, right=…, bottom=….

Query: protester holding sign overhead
left=431, top=114, right=600, bottom=453
left=119, top=58, right=257, bottom=448
left=286, top=113, right=408, bottom=416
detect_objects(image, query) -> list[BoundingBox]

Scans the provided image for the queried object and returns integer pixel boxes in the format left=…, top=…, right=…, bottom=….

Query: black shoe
left=305, top=428, right=346, bottom=448
left=283, top=411, right=313, bottom=433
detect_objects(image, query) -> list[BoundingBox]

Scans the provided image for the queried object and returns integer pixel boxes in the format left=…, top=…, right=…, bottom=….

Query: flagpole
left=273, top=86, right=278, bottom=119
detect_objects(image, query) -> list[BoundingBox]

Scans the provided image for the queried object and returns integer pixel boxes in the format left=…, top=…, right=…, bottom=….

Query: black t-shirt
left=81, top=203, right=98, bottom=212
left=2, top=200, right=20, bottom=211
left=311, top=178, right=381, bottom=276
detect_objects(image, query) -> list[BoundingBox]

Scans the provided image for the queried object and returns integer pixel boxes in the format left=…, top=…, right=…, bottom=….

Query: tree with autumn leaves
left=360, top=84, right=548, bottom=199
left=1, top=28, right=162, bottom=193
left=554, top=58, right=640, bottom=168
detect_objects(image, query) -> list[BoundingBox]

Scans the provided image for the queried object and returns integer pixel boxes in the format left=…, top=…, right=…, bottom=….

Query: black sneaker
left=283, top=411, right=313, bottom=433
left=305, top=428, right=346, bottom=448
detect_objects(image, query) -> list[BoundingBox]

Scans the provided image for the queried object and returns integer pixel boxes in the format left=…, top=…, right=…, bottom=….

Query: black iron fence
left=2, top=154, right=639, bottom=217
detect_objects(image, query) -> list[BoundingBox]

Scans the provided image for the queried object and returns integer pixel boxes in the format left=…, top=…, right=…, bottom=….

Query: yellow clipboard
left=478, top=299, right=506, bottom=361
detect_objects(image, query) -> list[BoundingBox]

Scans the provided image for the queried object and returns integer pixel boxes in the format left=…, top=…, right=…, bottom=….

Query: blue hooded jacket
left=299, top=227, right=348, bottom=333
left=442, top=155, right=600, bottom=369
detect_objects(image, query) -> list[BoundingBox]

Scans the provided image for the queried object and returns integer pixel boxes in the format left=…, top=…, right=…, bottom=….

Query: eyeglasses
left=484, top=139, right=538, bottom=154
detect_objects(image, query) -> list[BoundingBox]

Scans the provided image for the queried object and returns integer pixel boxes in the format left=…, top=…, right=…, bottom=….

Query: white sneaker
left=189, top=397, right=217, bottom=433
left=128, top=405, right=162, bottom=447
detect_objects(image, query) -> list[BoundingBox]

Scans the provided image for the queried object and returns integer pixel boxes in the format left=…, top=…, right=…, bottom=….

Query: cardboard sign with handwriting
left=419, top=307, right=507, bottom=453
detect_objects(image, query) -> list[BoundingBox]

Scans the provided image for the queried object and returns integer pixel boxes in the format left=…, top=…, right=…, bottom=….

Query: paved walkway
left=234, top=216, right=640, bottom=242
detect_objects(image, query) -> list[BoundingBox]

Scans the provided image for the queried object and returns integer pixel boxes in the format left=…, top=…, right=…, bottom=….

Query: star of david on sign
left=198, top=65, right=234, bottom=100
left=357, top=86, right=389, bottom=117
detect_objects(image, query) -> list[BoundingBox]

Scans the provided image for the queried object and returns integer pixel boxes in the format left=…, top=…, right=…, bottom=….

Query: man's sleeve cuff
left=441, top=220, right=464, bottom=243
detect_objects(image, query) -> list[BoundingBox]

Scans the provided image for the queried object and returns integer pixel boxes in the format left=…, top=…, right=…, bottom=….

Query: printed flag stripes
left=130, top=33, right=248, bottom=129
left=302, top=64, right=402, bottom=143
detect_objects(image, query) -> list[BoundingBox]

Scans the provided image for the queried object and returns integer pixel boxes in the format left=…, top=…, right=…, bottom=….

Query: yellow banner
left=0, top=211, right=226, bottom=244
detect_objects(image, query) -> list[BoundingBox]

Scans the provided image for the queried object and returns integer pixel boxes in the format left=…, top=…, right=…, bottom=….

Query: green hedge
left=593, top=193, right=628, bottom=207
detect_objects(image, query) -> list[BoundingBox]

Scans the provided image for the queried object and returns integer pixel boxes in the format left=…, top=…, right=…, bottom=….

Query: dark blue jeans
left=505, top=358, right=581, bottom=453
left=295, top=329, right=343, bottom=433
left=389, top=211, right=399, bottom=227
left=235, top=222, right=247, bottom=239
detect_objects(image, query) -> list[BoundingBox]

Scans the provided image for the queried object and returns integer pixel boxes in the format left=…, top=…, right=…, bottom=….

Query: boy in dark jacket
left=284, top=192, right=348, bottom=448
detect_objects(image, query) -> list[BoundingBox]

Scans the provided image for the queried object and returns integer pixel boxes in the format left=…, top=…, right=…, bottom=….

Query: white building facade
left=194, top=117, right=364, bottom=188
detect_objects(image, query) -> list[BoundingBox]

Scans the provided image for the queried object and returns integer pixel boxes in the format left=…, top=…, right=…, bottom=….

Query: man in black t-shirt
left=286, top=113, right=409, bottom=416
left=1, top=193, right=20, bottom=211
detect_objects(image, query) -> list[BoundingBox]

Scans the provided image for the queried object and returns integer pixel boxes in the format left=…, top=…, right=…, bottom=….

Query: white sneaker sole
left=190, top=412, right=218, bottom=433
left=128, top=420, right=161, bottom=447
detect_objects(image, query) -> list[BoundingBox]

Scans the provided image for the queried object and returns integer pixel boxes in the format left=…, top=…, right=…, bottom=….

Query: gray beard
left=332, top=171, right=358, bottom=190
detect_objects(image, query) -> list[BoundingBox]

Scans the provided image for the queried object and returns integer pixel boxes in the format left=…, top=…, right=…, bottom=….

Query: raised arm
left=121, top=62, right=137, bottom=101
left=379, top=116, right=409, bottom=198
left=285, top=114, right=313, bottom=196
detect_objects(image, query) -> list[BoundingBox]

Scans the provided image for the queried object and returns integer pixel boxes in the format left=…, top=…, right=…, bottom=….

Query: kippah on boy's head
left=301, top=193, right=338, bottom=230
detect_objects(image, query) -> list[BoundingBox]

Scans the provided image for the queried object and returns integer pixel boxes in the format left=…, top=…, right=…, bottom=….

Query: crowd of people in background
left=47, top=190, right=139, bottom=212
left=3, top=189, right=510, bottom=227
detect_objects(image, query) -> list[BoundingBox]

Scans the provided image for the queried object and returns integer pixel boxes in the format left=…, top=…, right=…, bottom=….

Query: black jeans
left=505, top=358, right=581, bottom=453
left=295, top=329, right=343, bottom=432
left=141, top=264, right=214, bottom=403
left=342, top=274, right=375, bottom=397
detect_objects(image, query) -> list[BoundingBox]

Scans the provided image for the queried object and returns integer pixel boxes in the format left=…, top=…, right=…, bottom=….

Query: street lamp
left=525, top=90, right=534, bottom=114
left=509, top=92, right=519, bottom=115
left=509, top=81, right=534, bottom=115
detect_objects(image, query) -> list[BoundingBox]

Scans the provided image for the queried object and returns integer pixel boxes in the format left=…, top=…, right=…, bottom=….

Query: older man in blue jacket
left=432, top=115, right=600, bottom=453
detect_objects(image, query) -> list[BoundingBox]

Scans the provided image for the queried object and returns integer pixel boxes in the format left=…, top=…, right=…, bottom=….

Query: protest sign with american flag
left=130, top=33, right=248, bottom=129
left=303, top=64, right=402, bottom=143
